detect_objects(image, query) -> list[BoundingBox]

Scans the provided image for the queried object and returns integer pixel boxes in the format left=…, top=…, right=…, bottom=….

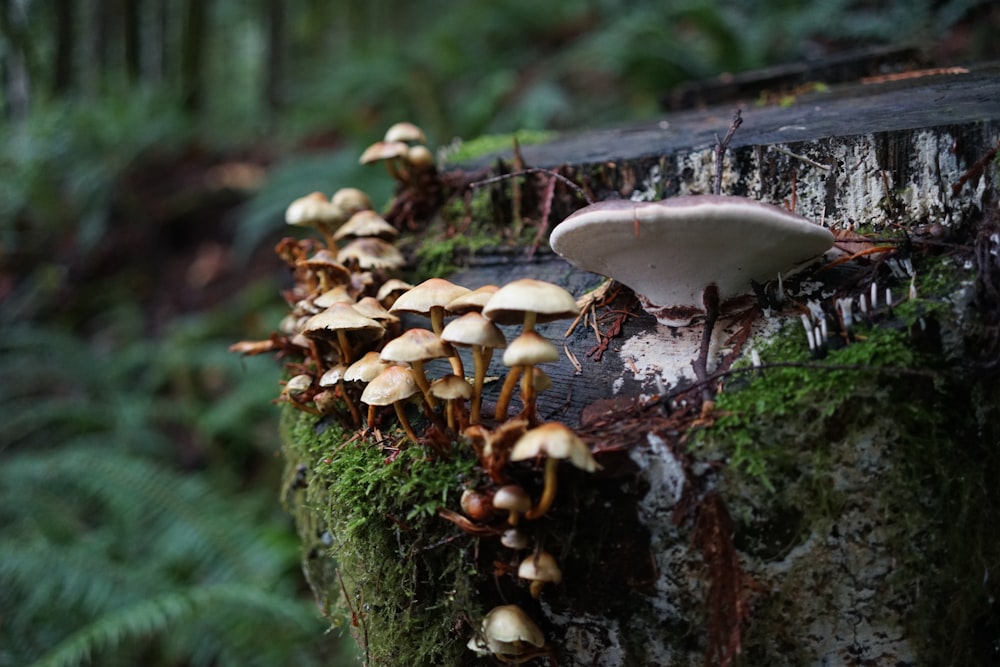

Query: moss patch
left=280, top=408, right=486, bottom=665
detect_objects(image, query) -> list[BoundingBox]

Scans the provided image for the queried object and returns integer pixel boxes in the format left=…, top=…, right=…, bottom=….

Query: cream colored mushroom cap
left=384, top=121, right=427, bottom=144
left=337, top=237, right=406, bottom=270
left=441, top=312, right=507, bottom=349
left=360, top=366, right=420, bottom=406
left=481, top=604, right=545, bottom=647
left=502, top=331, right=559, bottom=367
left=359, top=140, right=409, bottom=164
left=493, top=485, right=532, bottom=513
left=390, top=277, right=471, bottom=317
left=285, top=192, right=340, bottom=226
left=380, top=328, right=449, bottom=364
left=330, top=187, right=372, bottom=216
left=482, top=279, right=579, bottom=326
left=550, top=194, right=835, bottom=326
left=334, top=210, right=399, bottom=242
left=430, top=374, right=473, bottom=400
left=302, top=302, right=384, bottom=338
left=446, top=285, right=500, bottom=314
left=518, top=551, right=563, bottom=585
left=510, top=422, right=597, bottom=472
left=344, top=351, right=399, bottom=383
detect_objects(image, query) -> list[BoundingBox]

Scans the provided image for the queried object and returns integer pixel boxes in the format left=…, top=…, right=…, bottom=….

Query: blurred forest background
left=1, top=1, right=997, bottom=665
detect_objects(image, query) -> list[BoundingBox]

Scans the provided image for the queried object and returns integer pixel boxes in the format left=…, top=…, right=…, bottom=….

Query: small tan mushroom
left=329, top=187, right=372, bottom=218
left=429, top=374, right=472, bottom=433
left=510, top=422, right=598, bottom=520
left=482, top=278, right=579, bottom=333
left=333, top=210, right=399, bottom=244
left=376, top=278, right=413, bottom=308
left=285, top=192, right=341, bottom=247
left=391, top=277, right=471, bottom=375
left=518, top=550, right=562, bottom=598
left=384, top=122, right=427, bottom=145
left=467, top=604, right=545, bottom=660
left=345, top=351, right=400, bottom=426
left=318, top=363, right=361, bottom=426
left=301, top=302, right=384, bottom=365
left=379, top=328, right=450, bottom=409
left=337, top=237, right=406, bottom=272
left=495, top=330, right=559, bottom=423
left=360, top=365, right=422, bottom=445
left=446, top=284, right=500, bottom=315
left=441, top=312, right=506, bottom=424
left=493, top=484, right=532, bottom=527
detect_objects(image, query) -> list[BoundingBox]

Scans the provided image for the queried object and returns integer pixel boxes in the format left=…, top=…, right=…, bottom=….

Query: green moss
left=441, top=130, right=556, bottom=166
left=280, top=408, right=487, bottom=665
left=692, top=257, right=999, bottom=664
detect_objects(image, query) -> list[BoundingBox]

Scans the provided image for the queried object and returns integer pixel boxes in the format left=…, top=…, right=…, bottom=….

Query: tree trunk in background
left=262, top=0, right=285, bottom=130
left=0, top=0, right=31, bottom=117
left=52, top=0, right=75, bottom=95
left=180, top=0, right=207, bottom=114
left=122, top=0, right=141, bottom=83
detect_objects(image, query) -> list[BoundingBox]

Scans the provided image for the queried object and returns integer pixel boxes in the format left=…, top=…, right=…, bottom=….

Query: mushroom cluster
left=233, top=122, right=605, bottom=663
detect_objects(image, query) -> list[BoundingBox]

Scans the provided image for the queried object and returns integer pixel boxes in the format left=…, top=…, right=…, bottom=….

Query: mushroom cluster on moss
left=232, top=121, right=605, bottom=663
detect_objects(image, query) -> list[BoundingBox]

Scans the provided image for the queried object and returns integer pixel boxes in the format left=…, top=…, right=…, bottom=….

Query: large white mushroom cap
left=550, top=195, right=834, bottom=326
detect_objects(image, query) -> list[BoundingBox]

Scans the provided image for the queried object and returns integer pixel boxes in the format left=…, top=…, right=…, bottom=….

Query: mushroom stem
left=494, top=365, right=524, bottom=422
left=529, top=580, right=545, bottom=599
left=470, top=347, right=487, bottom=424
left=524, top=457, right=559, bottom=520
left=339, top=382, right=362, bottom=427
left=519, top=363, right=538, bottom=424
left=367, top=404, right=377, bottom=429
left=393, top=401, right=421, bottom=445
left=522, top=312, right=538, bottom=333
left=411, top=360, right=437, bottom=409
left=336, top=330, right=354, bottom=365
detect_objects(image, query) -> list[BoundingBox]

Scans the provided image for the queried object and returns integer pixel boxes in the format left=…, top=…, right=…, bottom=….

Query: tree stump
left=279, top=62, right=1000, bottom=666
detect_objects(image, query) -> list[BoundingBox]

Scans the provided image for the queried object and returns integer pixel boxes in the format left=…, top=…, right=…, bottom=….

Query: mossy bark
left=279, top=68, right=1000, bottom=665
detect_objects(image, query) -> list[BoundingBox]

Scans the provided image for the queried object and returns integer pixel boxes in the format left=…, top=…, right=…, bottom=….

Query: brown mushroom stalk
left=524, top=456, right=560, bottom=520
left=493, top=365, right=523, bottom=422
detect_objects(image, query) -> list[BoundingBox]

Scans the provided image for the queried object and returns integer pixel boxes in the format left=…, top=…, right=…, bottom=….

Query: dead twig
left=713, top=109, right=743, bottom=196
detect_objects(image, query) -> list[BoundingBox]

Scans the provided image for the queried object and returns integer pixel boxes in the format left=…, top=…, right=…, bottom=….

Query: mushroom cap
left=379, top=328, right=449, bottom=364
left=360, top=365, right=420, bottom=406
left=302, top=302, right=384, bottom=339
left=384, top=121, right=427, bottom=144
left=441, top=312, right=507, bottom=349
left=510, top=422, right=598, bottom=472
left=518, top=551, right=563, bottom=585
left=313, top=286, right=355, bottom=308
left=500, top=528, right=530, bottom=550
left=376, top=278, right=414, bottom=307
left=352, top=296, right=400, bottom=325
left=318, top=364, right=349, bottom=387
left=493, top=484, right=532, bottom=513
left=406, top=144, right=435, bottom=169
left=446, top=285, right=500, bottom=314
left=337, top=237, right=406, bottom=271
left=550, top=195, right=835, bottom=326
left=482, top=279, right=579, bottom=326
left=330, top=187, right=372, bottom=217
left=390, top=278, right=471, bottom=318
left=430, top=374, right=473, bottom=400
left=502, top=331, right=559, bottom=367
left=481, top=604, right=545, bottom=648
left=344, top=350, right=399, bottom=383
left=359, top=140, right=409, bottom=164
left=285, top=192, right=340, bottom=226
left=333, top=210, right=399, bottom=242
